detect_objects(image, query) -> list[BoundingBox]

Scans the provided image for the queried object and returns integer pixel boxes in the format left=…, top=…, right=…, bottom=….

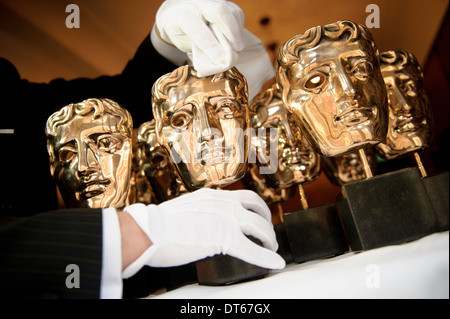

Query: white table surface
left=148, top=231, right=449, bottom=299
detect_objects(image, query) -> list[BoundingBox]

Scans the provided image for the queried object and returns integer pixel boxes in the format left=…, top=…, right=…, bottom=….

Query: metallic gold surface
left=45, top=98, right=133, bottom=209
left=152, top=65, right=249, bottom=191
left=136, top=120, right=187, bottom=203
left=414, top=151, right=428, bottom=178
left=275, top=20, right=388, bottom=157
left=375, top=50, right=434, bottom=160
left=358, top=148, right=373, bottom=179
left=250, top=85, right=321, bottom=189
left=242, top=163, right=295, bottom=206
left=298, top=184, right=309, bottom=210
left=323, top=148, right=378, bottom=186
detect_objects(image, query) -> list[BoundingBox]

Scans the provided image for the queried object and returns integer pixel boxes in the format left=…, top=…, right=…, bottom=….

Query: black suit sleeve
left=0, top=209, right=103, bottom=299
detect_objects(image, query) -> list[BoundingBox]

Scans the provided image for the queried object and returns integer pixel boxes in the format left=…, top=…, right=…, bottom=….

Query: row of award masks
left=45, top=20, right=434, bottom=212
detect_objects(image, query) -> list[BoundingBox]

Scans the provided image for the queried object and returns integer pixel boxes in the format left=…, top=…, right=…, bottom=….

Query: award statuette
left=322, top=149, right=378, bottom=187
left=45, top=98, right=133, bottom=210
left=249, top=85, right=348, bottom=264
left=376, top=50, right=448, bottom=231
left=152, top=65, right=268, bottom=286
left=241, top=163, right=296, bottom=262
left=275, top=20, right=437, bottom=251
left=136, top=120, right=187, bottom=204
left=135, top=120, right=197, bottom=291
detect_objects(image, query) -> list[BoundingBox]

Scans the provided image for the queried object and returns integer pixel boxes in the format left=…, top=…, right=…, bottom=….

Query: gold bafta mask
left=323, top=149, right=377, bottom=186
left=375, top=50, right=434, bottom=160
left=136, top=120, right=187, bottom=202
left=242, top=163, right=295, bottom=206
left=250, top=85, right=321, bottom=189
left=275, top=20, right=388, bottom=157
left=152, top=65, right=249, bottom=191
left=45, top=98, right=133, bottom=209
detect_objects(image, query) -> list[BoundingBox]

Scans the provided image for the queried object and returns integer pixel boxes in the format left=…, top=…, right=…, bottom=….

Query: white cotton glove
left=122, top=188, right=285, bottom=278
left=151, top=0, right=274, bottom=101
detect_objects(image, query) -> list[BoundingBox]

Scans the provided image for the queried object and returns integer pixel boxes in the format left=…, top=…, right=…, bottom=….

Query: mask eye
left=403, top=80, right=417, bottom=97
left=304, top=72, right=327, bottom=92
left=58, top=149, right=75, bottom=163
left=350, top=60, right=373, bottom=81
left=215, top=99, right=239, bottom=120
left=171, top=111, right=192, bottom=128
left=151, top=154, right=165, bottom=168
left=97, top=135, right=123, bottom=153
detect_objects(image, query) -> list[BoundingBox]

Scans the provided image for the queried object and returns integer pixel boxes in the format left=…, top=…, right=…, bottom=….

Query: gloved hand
left=153, top=0, right=243, bottom=75
left=151, top=0, right=274, bottom=101
left=122, top=188, right=285, bottom=278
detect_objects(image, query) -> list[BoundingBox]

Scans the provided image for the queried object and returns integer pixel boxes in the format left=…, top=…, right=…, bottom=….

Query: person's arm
left=100, top=207, right=154, bottom=299
left=118, top=211, right=152, bottom=270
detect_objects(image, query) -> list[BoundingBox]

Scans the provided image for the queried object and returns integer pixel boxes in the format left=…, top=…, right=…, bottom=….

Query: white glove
left=122, top=188, right=285, bottom=278
left=151, top=0, right=274, bottom=101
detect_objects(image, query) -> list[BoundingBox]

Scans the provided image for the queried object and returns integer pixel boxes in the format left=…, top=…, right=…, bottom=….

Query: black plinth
left=162, top=263, right=198, bottom=291
left=282, top=202, right=349, bottom=264
left=274, top=223, right=294, bottom=264
left=336, top=167, right=439, bottom=251
left=195, top=236, right=269, bottom=285
left=422, top=171, right=449, bottom=231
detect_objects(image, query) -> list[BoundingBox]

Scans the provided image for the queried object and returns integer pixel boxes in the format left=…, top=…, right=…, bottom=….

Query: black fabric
left=0, top=34, right=177, bottom=298
left=0, top=33, right=177, bottom=218
left=0, top=208, right=103, bottom=299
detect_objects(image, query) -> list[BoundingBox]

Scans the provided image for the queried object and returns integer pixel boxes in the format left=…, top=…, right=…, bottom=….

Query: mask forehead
left=165, top=77, right=235, bottom=111
left=54, top=115, right=120, bottom=150
left=292, top=40, right=371, bottom=77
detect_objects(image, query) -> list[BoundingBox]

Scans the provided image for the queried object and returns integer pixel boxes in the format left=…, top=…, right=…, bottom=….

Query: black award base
left=195, top=236, right=269, bottom=285
left=336, top=167, right=439, bottom=251
left=162, top=263, right=198, bottom=291
left=281, top=202, right=349, bottom=264
left=422, top=171, right=449, bottom=231
left=274, top=222, right=294, bottom=264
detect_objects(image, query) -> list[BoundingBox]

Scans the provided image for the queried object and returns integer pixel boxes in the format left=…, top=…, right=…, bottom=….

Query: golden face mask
left=375, top=50, right=434, bottom=160
left=136, top=120, right=187, bottom=202
left=323, top=149, right=377, bottom=186
left=243, top=163, right=295, bottom=205
left=275, top=20, right=388, bottom=157
left=152, top=65, right=249, bottom=191
left=250, top=86, right=321, bottom=189
left=46, top=98, right=133, bottom=209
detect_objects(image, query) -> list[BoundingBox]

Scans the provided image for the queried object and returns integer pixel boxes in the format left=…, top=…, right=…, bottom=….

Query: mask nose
left=333, top=64, right=357, bottom=101
left=389, top=86, right=411, bottom=116
left=77, top=141, right=99, bottom=177
left=195, top=103, right=222, bottom=142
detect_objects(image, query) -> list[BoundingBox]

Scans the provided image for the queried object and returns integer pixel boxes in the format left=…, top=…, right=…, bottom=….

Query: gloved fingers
left=227, top=234, right=286, bottom=269
left=202, top=2, right=245, bottom=52
left=163, top=25, right=193, bottom=53
left=235, top=206, right=279, bottom=252
left=183, top=189, right=272, bottom=222
left=176, top=10, right=230, bottom=66
left=227, top=189, right=272, bottom=222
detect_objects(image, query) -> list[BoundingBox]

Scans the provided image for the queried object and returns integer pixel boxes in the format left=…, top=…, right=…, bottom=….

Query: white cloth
left=151, top=0, right=274, bottom=101
left=148, top=231, right=449, bottom=299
